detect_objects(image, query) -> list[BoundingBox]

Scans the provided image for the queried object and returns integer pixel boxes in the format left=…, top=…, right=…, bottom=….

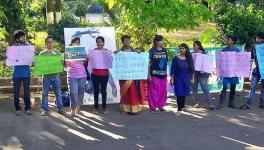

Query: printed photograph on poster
left=64, top=27, right=116, bottom=52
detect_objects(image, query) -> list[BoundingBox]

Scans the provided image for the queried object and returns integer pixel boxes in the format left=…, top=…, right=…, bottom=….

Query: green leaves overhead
left=106, top=0, right=115, bottom=9
left=117, top=0, right=212, bottom=31
left=104, top=0, right=213, bottom=49
left=215, top=0, right=264, bottom=45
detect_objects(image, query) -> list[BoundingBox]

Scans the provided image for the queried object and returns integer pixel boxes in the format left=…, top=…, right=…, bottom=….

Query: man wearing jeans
left=240, top=32, right=264, bottom=109
left=40, top=36, right=64, bottom=116
left=12, top=30, right=32, bottom=115
left=216, top=36, right=240, bottom=109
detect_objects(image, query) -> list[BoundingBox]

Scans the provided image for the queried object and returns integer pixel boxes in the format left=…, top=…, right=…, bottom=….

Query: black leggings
left=91, top=74, right=109, bottom=109
left=13, top=77, right=31, bottom=111
left=219, top=83, right=236, bottom=106
left=177, top=96, right=186, bottom=111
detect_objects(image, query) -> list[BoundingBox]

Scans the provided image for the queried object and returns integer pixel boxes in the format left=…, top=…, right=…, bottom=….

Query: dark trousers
left=177, top=96, right=186, bottom=111
left=219, top=84, right=236, bottom=106
left=91, top=74, right=109, bottom=109
left=13, top=77, right=31, bottom=111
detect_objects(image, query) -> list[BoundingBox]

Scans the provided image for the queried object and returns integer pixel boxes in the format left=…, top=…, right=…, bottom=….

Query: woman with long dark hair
left=191, top=41, right=214, bottom=109
left=170, top=43, right=195, bottom=115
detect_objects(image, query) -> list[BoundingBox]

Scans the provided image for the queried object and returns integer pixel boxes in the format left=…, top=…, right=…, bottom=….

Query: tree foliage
left=0, top=0, right=26, bottom=45
left=0, top=0, right=46, bottom=45
left=47, top=8, right=89, bottom=50
left=215, top=0, right=264, bottom=45
left=100, top=0, right=214, bottom=49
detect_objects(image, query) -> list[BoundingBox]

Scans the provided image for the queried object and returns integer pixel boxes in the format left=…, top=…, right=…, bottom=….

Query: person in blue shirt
left=216, top=36, right=240, bottom=109
left=12, top=30, right=32, bottom=115
left=170, top=43, right=195, bottom=115
left=240, top=32, right=264, bottom=109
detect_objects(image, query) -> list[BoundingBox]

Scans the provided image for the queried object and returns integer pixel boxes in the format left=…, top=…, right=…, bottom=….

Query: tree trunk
left=46, top=0, right=54, bottom=25
left=8, top=27, right=15, bottom=46
left=55, top=0, right=62, bottom=23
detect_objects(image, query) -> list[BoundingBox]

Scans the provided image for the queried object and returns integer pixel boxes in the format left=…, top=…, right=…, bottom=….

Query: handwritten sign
left=88, top=49, right=112, bottom=69
left=6, top=46, right=35, bottom=66
left=235, top=52, right=251, bottom=77
left=112, top=52, right=149, bottom=80
left=65, top=46, right=86, bottom=60
left=34, top=55, right=64, bottom=76
left=192, top=53, right=213, bottom=73
left=256, top=43, right=264, bottom=79
left=216, top=52, right=251, bottom=77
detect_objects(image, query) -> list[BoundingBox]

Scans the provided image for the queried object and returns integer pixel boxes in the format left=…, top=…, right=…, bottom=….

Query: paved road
left=0, top=92, right=264, bottom=150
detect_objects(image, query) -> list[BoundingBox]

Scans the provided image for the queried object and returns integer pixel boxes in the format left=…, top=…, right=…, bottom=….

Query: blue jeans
left=13, top=77, right=31, bottom=111
left=191, top=75, right=213, bottom=105
left=247, top=74, right=264, bottom=106
left=42, top=75, right=63, bottom=111
left=68, top=77, right=86, bottom=108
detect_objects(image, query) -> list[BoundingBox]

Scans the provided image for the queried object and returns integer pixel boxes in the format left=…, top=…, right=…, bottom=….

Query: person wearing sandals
left=191, top=41, right=215, bottom=110
left=170, top=43, right=195, bottom=115
left=115, top=35, right=146, bottom=114
left=148, top=35, right=168, bottom=112
left=88, top=36, right=112, bottom=115
left=240, top=32, right=264, bottom=109
left=11, top=30, right=32, bottom=115
left=39, top=36, right=64, bottom=116
left=65, top=37, right=87, bottom=116
left=216, top=36, right=240, bottom=109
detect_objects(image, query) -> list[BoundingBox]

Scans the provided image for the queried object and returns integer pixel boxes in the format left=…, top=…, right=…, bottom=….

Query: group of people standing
left=10, top=29, right=264, bottom=117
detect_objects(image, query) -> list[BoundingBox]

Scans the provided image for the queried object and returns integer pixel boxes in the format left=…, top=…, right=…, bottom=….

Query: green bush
left=0, top=62, right=12, bottom=78
left=200, top=27, right=216, bottom=46
left=215, top=1, right=264, bottom=45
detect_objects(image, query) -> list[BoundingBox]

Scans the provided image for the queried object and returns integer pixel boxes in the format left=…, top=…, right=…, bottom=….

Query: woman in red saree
left=116, top=35, right=147, bottom=114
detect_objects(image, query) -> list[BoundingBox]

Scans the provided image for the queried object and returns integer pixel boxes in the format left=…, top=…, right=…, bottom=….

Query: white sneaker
left=40, top=111, right=49, bottom=116
left=176, top=110, right=182, bottom=116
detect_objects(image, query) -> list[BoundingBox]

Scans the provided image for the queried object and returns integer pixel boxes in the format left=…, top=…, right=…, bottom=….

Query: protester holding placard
left=88, top=36, right=112, bottom=114
left=148, top=35, right=168, bottom=112
left=240, top=32, right=264, bottom=109
left=216, top=36, right=240, bottom=109
left=39, top=36, right=64, bottom=116
left=191, top=41, right=214, bottom=110
left=65, top=37, right=87, bottom=116
left=170, top=43, right=194, bottom=115
left=11, top=30, right=32, bottom=115
left=116, top=35, right=146, bottom=114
